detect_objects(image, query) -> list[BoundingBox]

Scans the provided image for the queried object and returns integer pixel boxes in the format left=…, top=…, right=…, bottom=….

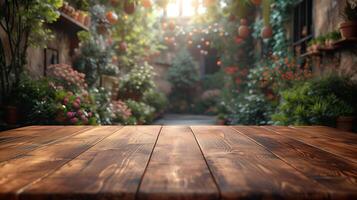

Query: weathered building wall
left=312, top=0, right=357, bottom=78
left=26, top=29, right=74, bottom=78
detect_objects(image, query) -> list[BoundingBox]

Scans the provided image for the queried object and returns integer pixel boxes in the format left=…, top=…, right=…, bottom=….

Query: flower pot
left=339, top=21, right=357, bottom=39
left=4, top=106, right=18, bottom=125
left=336, top=116, right=355, bottom=131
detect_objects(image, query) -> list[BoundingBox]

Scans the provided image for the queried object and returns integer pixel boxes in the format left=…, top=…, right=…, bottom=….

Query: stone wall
left=26, top=29, right=74, bottom=78
left=312, top=0, right=357, bottom=78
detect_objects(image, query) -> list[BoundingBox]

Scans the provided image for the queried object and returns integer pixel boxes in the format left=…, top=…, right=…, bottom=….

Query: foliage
left=56, top=90, right=97, bottom=125
left=0, top=0, right=62, bottom=103
left=73, top=5, right=118, bottom=88
left=167, top=48, right=199, bottom=90
left=9, top=74, right=97, bottom=125
left=273, top=75, right=357, bottom=126
left=343, top=0, right=357, bottom=21
left=143, top=89, right=168, bottom=114
left=121, top=62, right=156, bottom=94
left=193, top=89, right=221, bottom=115
left=201, top=71, right=225, bottom=90
left=12, top=75, right=58, bottom=124
left=89, top=87, right=114, bottom=125
left=228, top=92, right=273, bottom=125
left=125, top=100, right=155, bottom=124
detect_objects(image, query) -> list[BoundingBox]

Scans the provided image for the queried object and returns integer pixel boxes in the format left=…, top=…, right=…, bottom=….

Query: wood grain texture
left=0, top=126, right=90, bottom=162
left=19, top=126, right=161, bottom=200
left=265, top=126, right=357, bottom=164
left=138, top=126, right=219, bottom=200
left=0, top=126, right=122, bottom=200
left=0, top=125, right=356, bottom=200
left=233, top=126, right=357, bottom=199
left=192, top=126, right=328, bottom=200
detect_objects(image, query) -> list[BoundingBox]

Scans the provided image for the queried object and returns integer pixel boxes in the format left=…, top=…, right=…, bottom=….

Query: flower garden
left=0, top=0, right=357, bottom=131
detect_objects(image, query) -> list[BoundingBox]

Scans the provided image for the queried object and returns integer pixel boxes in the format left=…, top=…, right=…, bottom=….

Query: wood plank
left=291, top=126, right=357, bottom=143
left=0, top=126, right=90, bottom=162
left=19, top=126, right=161, bottom=200
left=138, top=126, right=219, bottom=200
left=0, top=126, right=122, bottom=200
left=265, top=126, right=357, bottom=164
left=233, top=126, right=357, bottom=199
left=192, top=126, right=328, bottom=200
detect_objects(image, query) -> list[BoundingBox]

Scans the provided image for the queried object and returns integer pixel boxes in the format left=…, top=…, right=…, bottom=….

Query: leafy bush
left=125, top=100, right=155, bottom=124
left=89, top=87, right=114, bottom=125
left=121, top=62, right=156, bottom=95
left=56, top=91, right=97, bottom=125
left=167, top=48, right=199, bottom=90
left=228, top=93, right=274, bottom=125
left=201, top=71, right=225, bottom=90
left=273, top=75, right=357, bottom=126
left=12, top=76, right=58, bottom=124
left=143, top=89, right=168, bottom=114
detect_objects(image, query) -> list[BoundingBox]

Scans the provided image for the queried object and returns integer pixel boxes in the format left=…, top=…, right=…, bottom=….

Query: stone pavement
left=154, top=114, right=217, bottom=125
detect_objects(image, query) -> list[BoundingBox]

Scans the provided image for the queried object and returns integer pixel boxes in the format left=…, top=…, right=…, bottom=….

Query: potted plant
left=308, top=39, right=319, bottom=53
left=325, top=31, right=342, bottom=47
left=336, top=104, right=355, bottom=131
left=316, top=36, right=326, bottom=49
left=340, top=0, right=357, bottom=39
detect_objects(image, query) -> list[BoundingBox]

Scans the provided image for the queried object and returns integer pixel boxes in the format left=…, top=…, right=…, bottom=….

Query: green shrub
left=143, top=89, right=168, bottom=114
left=167, top=48, right=199, bottom=90
left=228, top=93, right=274, bottom=125
left=125, top=100, right=155, bottom=124
left=12, top=75, right=58, bottom=124
left=273, top=75, right=357, bottom=126
left=120, top=62, right=156, bottom=95
left=89, top=87, right=114, bottom=124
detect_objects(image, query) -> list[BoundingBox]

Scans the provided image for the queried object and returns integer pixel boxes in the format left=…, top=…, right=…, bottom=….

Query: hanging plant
left=261, top=0, right=272, bottom=38
left=251, top=0, right=262, bottom=6
left=141, top=0, right=152, bottom=8
left=238, top=18, right=250, bottom=38
left=106, top=11, right=118, bottom=24
left=124, top=0, right=136, bottom=14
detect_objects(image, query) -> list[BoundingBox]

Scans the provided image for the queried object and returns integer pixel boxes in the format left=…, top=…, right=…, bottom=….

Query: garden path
left=154, top=114, right=217, bottom=125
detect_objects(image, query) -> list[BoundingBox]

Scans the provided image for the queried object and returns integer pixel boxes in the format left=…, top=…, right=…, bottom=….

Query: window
left=44, top=48, right=59, bottom=76
left=293, top=0, right=313, bottom=56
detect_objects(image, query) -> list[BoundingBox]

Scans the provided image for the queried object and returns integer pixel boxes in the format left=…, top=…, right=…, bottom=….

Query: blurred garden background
left=0, top=0, right=356, bottom=131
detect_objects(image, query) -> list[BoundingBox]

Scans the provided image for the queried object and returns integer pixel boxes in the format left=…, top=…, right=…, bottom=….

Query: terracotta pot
left=124, top=0, right=136, bottom=15
left=4, top=106, right=18, bottom=125
left=77, top=12, right=85, bottom=24
left=238, top=25, right=250, bottom=39
left=336, top=116, right=355, bottom=131
left=261, top=25, right=273, bottom=39
left=339, top=21, right=357, bottom=39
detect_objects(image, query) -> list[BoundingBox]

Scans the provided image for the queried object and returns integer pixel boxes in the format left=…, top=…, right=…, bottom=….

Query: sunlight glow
left=166, top=0, right=206, bottom=17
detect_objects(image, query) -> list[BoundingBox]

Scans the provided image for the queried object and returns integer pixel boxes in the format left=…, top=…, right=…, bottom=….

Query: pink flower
left=72, top=102, right=80, bottom=109
left=70, top=117, right=79, bottom=124
left=66, top=112, right=75, bottom=118
left=63, top=97, right=69, bottom=105
left=80, top=115, right=88, bottom=124
left=88, top=112, right=93, bottom=118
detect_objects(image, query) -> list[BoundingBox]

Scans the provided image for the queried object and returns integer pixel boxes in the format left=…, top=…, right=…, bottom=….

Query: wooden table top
left=0, top=125, right=356, bottom=200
